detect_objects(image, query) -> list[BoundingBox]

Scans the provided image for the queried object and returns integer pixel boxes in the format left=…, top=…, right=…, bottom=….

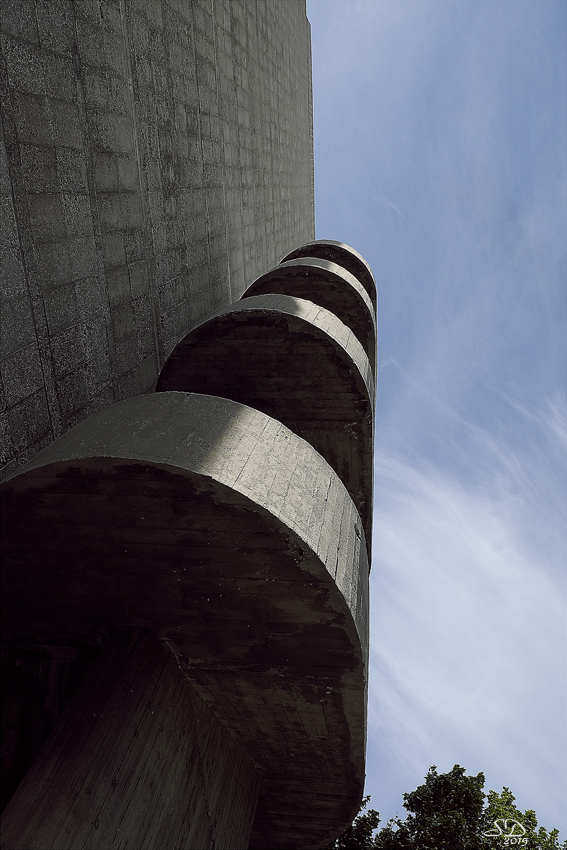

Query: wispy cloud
left=371, top=194, right=405, bottom=221
left=368, top=447, right=566, bottom=827
left=308, top=0, right=567, bottom=834
left=545, top=394, right=567, bottom=454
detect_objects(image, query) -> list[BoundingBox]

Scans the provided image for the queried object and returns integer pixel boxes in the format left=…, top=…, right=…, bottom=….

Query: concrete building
left=1, top=2, right=376, bottom=847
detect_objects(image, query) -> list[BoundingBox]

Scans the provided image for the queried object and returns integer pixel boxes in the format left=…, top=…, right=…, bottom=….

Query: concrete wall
left=0, top=0, right=314, bottom=479
left=0, top=4, right=378, bottom=847
left=1, top=632, right=262, bottom=850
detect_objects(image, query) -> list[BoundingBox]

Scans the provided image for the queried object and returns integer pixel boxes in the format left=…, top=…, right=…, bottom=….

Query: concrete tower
left=1, top=3, right=376, bottom=848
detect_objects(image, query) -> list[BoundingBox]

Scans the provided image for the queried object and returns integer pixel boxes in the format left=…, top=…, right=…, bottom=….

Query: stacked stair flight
left=1, top=241, right=377, bottom=850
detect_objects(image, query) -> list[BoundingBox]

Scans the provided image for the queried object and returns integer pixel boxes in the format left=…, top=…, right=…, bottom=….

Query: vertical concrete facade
left=1, top=0, right=314, bottom=478
left=1, top=4, right=377, bottom=850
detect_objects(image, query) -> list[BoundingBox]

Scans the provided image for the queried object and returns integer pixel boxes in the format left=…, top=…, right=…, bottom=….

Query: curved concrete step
left=1, top=392, right=368, bottom=850
left=156, top=295, right=374, bottom=554
left=242, top=257, right=376, bottom=375
left=281, top=239, right=377, bottom=310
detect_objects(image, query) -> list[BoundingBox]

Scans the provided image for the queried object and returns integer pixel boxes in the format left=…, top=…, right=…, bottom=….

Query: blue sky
left=307, top=0, right=566, bottom=834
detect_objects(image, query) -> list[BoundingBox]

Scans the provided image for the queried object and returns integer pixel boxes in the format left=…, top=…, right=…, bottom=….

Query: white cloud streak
left=368, top=444, right=566, bottom=828
left=308, top=0, right=567, bottom=834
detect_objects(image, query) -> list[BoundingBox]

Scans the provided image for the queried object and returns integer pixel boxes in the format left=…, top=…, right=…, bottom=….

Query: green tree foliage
left=482, top=787, right=565, bottom=850
left=325, top=767, right=565, bottom=850
left=324, top=796, right=381, bottom=849
left=374, top=765, right=486, bottom=850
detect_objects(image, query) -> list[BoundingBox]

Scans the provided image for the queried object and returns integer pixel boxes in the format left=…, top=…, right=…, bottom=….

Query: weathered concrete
left=0, top=0, right=377, bottom=843
left=155, top=295, right=374, bottom=555
left=282, top=240, right=377, bottom=310
left=242, top=257, right=376, bottom=373
left=1, top=632, right=262, bottom=850
left=0, top=0, right=314, bottom=478
left=1, top=391, right=369, bottom=849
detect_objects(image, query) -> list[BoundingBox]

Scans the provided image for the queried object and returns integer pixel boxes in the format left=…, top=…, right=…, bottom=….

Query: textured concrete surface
left=1, top=632, right=262, bottom=850
left=0, top=0, right=314, bottom=478
left=2, top=391, right=369, bottom=848
left=156, top=294, right=375, bottom=555
left=242, top=257, right=377, bottom=373
left=0, top=1, right=377, bottom=844
left=283, top=241, right=377, bottom=310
